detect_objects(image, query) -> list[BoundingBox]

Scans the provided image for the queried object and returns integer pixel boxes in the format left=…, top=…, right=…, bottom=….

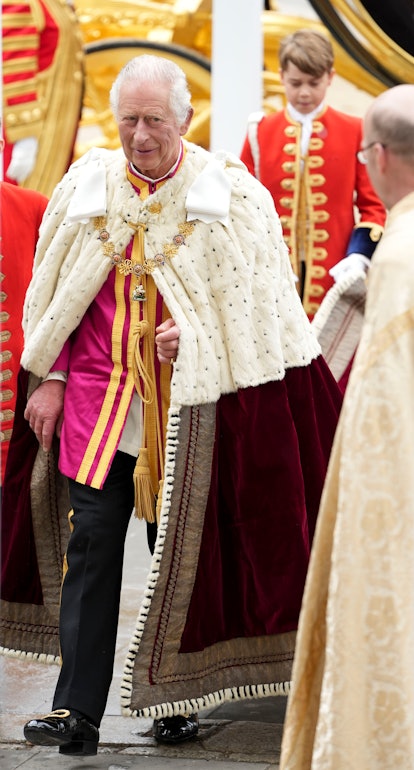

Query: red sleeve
left=240, top=134, right=256, bottom=176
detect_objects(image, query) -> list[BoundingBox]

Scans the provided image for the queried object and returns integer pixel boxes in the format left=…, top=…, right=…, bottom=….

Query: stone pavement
left=0, top=696, right=287, bottom=769
left=1, top=3, right=376, bottom=765
left=0, top=517, right=287, bottom=769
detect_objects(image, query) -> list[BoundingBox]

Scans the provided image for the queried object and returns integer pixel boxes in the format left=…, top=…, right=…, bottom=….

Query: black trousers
left=52, top=451, right=156, bottom=726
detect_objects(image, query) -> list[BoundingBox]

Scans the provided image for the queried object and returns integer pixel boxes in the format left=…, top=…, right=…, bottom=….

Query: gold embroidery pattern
left=284, top=125, right=300, bottom=138
left=308, top=137, right=324, bottom=151
left=308, top=156, right=324, bottom=169
left=313, top=247, right=328, bottom=260
left=93, top=217, right=196, bottom=276
left=309, top=173, right=326, bottom=187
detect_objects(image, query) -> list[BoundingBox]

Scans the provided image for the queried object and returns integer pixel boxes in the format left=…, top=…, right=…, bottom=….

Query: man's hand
left=155, top=317, right=180, bottom=365
left=24, top=379, right=65, bottom=452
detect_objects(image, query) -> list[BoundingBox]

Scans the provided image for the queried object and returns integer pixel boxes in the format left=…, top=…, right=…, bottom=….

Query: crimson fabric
left=180, top=357, right=342, bottom=653
left=1, top=368, right=43, bottom=604
left=338, top=353, right=355, bottom=394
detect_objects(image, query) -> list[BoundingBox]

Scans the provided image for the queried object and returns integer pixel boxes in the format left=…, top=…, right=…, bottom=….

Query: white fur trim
left=0, top=646, right=60, bottom=664
left=312, top=267, right=366, bottom=337
left=121, top=680, right=291, bottom=719
left=22, top=142, right=321, bottom=406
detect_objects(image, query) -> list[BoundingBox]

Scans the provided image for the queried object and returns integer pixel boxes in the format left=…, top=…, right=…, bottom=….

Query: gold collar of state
left=93, top=215, right=196, bottom=300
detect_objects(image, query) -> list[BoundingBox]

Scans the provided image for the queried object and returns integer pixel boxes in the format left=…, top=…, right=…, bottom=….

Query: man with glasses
left=357, top=140, right=386, bottom=164
left=280, top=83, right=414, bottom=770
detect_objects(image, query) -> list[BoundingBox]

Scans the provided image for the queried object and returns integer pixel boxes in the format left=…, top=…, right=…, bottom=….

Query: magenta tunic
left=51, top=163, right=176, bottom=489
left=53, top=267, right=135, bottom=487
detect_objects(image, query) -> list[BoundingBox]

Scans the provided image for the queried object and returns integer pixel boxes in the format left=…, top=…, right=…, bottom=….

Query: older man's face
left=117, top=80, right=192, bottom=179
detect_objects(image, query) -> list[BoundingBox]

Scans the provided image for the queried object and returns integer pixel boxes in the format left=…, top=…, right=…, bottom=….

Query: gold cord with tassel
left=133, top=448, right=156, bottom=523
left=126, top=169, right=176, bottom=524
left=129, top=222, right=169, bottom=523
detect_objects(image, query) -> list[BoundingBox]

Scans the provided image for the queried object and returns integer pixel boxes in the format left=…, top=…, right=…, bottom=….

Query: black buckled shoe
left=152, top=713, right=199, bottom=744
left=23, top=709, right=99, bottom=756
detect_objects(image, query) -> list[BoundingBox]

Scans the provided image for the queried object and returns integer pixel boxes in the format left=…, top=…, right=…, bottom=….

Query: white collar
left=185, top=151, right=232, bottom=226
left=287, top=101, right=325, bottom=125
left=130, top=141, right=184, bottom=183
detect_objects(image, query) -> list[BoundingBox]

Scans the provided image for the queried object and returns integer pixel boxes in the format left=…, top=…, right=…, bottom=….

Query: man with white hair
left=3, top=55, right=341, bottom=756
left=280, top=83, right=414, bottom=770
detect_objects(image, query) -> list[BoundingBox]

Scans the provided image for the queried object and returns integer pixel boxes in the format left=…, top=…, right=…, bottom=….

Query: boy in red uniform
left=240, top=28, right=386, bottom=320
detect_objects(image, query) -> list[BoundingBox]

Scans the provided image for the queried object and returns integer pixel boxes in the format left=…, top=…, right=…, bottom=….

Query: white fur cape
left=21, top=140, right=320, bottom=407
left=10, top=144, right=332, bottom=719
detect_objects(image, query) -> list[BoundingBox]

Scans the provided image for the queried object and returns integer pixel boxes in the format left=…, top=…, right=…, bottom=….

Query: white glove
left=329, top=253, right=371, bottom=283
left=6, top=136, right=39, bottom=183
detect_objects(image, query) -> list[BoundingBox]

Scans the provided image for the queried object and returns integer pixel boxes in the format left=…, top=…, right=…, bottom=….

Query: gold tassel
left=133, top=448, right=156, bottom=522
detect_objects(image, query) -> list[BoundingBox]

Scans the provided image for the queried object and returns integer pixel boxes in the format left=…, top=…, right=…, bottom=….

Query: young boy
left=240, top=28, right=386, bottom=320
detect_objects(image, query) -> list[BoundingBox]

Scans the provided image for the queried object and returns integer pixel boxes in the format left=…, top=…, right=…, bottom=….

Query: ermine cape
left=1, top=141, right=341, bottom=718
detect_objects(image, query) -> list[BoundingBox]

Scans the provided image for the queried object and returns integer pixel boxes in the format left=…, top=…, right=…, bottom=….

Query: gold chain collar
left=93, top=215, right=196, bottom=292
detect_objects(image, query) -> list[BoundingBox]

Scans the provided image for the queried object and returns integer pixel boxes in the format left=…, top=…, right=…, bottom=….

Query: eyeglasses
left=357, top=141, right=386, bottom=164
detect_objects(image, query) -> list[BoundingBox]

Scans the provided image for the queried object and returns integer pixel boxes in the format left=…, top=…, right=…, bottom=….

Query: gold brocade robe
left=280, top=191, right=414, bottom=769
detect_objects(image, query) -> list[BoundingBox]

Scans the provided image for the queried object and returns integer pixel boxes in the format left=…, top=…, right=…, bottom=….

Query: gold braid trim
left=92, top=205, right=196, bottom=522
left=125, top=225, right=168, bottom=524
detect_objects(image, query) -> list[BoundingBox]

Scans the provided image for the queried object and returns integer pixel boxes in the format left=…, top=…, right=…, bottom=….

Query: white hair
left=109, top=54, right=192, bottom=124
